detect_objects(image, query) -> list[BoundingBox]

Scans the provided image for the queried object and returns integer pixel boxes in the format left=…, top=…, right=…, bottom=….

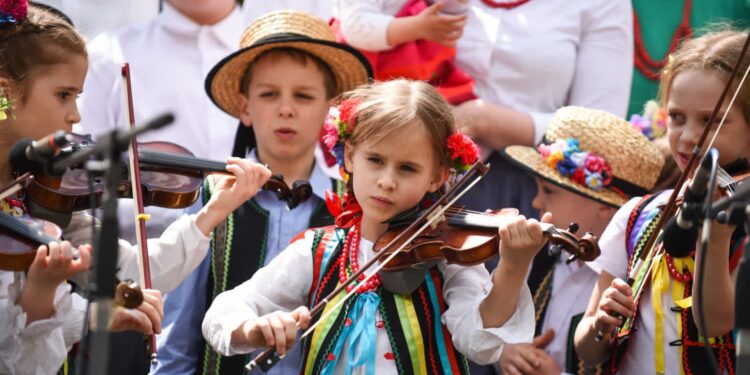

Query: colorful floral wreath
left=322, top=98, right=481, bottom=178
left=628, top=100, right=667, bottom=141
left=0, top=0, right=27, bottom=25
left=537, top=138, right=613, bottom=191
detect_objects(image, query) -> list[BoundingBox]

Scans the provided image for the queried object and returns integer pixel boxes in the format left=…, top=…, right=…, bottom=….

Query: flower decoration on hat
left=0, top=0, right=28, bottom=25
left=629, top=100, right=667, bottom=141
left=446, top=132, right=480, bottom=172
left=538, top=138, right=613, bottom=191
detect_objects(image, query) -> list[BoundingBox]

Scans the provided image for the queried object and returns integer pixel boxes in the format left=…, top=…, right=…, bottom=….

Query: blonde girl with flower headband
left=575, top=29, right=750, bottom=375
left=203, top=79, right=548, bottom=374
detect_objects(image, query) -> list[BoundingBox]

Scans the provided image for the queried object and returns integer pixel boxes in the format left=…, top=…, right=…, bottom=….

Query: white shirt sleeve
left=334, top=0, right=406, bottom=51
left=441, top=262, right=534, bottom=365
left=63, top=211, right=211, bottom=293
left=202, top=230, right=315, bottom=356
left=0, top=272, right=82, bottom=375
left=589, top=197, right=640, bottom=280
left=565, top=0, right=633, bottom=118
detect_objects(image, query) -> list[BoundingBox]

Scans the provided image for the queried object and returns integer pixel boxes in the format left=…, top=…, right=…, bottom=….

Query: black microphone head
left=9, top=139, right=37, bottom=175
left=662, top=216, right=698, bottom=258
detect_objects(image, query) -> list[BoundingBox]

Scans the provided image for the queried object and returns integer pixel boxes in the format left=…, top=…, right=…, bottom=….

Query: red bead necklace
left=480, top=0, right=530, bottom=10
left=338, top=224, right=381, bottom=293
left=665, top=253, right=693, bottom=284
left=633, top=0, right=692, bottom=80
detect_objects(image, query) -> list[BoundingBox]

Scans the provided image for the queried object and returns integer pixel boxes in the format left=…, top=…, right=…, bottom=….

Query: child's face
left=532, top=178, right=614, bottom=238
left=4, top=55, right=87, bottom=143
left=237, top=54, right=331, bottom=164
left=345, top=122, right=447, bottom=235
left=667, top=69, right=750, bottom=170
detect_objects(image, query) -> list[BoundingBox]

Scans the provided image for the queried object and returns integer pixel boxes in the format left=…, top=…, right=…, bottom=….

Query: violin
left=20, top=134, right=313, bottom=214
left=374, top=207, right=600, bottom=272
left=0, top=212, right=143, bottom=308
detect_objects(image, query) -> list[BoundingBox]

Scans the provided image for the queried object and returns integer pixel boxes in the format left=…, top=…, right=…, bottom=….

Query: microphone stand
left=734, top=202, right=750, bottom=373
left=52, top=113, right=173, bottom=375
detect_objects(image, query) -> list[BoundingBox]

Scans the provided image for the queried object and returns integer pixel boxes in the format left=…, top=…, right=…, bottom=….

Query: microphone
left=662, top=149, right=718, bottom=257
left=9, top=131, right=73, bottom=175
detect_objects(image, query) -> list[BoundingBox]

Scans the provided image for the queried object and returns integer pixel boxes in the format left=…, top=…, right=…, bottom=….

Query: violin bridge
left=426, top=206, right=446, bottom=230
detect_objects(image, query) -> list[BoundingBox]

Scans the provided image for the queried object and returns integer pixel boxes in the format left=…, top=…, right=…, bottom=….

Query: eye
left=259, top=91, right=277, bottom=98
left=542, top=186, right=554, bottom=195
left=58, top=92, right=72, bottom=100
left=668, top=111, right=686, bottom=125
left=295, top=92, right=314, bottom=100
left=367, top=156, right=383, bottom=165
left=400, top=165, right=416, bottom=173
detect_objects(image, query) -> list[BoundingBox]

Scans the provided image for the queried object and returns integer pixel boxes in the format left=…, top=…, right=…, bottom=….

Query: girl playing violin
left=202, top=79, right=548, bottom=374
left=0, top=2, right=268, bottom=373
left=574, top=29, right=750, bottom=374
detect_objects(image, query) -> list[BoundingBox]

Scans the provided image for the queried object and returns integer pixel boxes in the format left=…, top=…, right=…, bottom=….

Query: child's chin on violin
left=203, top=80, right=544, bottom=374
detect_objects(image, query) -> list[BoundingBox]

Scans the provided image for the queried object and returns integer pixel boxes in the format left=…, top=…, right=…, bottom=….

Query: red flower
left=338, top=98, right=359, bottom=129
left=446, top=133, right=480, bottom=166
left=1, top=0, right=27, bottom=21
left=570, top=169, right=586, bottom=186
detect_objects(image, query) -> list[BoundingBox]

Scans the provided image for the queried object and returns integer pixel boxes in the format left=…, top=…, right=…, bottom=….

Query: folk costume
left=503, top=106, right=664, bottom=374
left=593, top=190, right=744, bottom=375
left=202, top=220, right=536, bottom=374
left=154, top=10, right=372, bottom=375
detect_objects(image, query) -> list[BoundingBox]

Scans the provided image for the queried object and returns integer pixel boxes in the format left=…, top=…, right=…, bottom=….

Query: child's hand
left=26, top=241, right=92, bottom=289
left=595, top=278, right=635, bottom=335
left=18, top=242, right=91, bottom=324
left=241, top=307, right=311, bottom=355
left=109, top=289, right=164, bottom=335
left=196, top=158, right=271, bottom=235
left=497, top=329, right=555, bottom=375
left=497, top=212, right=552, bottom=268
left=416, top=2, right=468, bottom=47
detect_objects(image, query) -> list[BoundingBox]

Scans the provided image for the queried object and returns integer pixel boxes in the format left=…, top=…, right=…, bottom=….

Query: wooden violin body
left=374, top=207, right=601, bottom=272
left=22, top=137, right=313, bottom=213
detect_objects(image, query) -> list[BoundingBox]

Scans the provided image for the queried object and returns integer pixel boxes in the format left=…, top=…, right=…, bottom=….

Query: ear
left=235, top=92, right=253, bottom=127
left=0, top=77, right=12, bottom=98
left=427, top=166, right=450, bottom=193
left=343, top=143, right=354, bottom=173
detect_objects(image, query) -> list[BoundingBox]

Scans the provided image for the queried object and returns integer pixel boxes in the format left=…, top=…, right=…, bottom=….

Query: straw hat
left=205, top=10, right=373, bottom=118
left=504, top=106, right=664, bottom=207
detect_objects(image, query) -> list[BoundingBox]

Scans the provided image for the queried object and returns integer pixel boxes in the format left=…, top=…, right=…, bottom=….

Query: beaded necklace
left=633, top=0, right=692, bottom=80
left=664, top=253, right=693, bottom=284
left=338, top=224, right=381, bottom=293
left=480, top=0, right=530, bottom=10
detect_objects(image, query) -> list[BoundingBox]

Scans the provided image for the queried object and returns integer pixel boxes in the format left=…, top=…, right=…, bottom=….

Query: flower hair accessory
left=446, top=132, right=480, bottom=172
left=322, top=98, right=360, bottom=180
left=0, top=0, right=28, bottom=25
left=628, top=100, right=667, bottom=141
left=537, top=138, right=613, bottom=191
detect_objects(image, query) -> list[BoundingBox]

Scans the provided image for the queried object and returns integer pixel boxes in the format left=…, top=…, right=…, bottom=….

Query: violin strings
left=441, top=208, right=563, bottom=236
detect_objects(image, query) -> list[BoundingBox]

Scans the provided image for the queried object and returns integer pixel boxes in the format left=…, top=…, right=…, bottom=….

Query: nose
left=377, top=169, right=396, bottom=192
left=531, top=191, right=544, bottom=212
left=278, top=93, right=294, bottom=119
left=67, top=104, right=81, bottom=127
left=680, top=120, right=702, bottom=149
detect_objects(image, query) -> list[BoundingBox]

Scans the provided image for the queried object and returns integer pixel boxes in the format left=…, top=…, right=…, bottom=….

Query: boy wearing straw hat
left=498, top=106, right=663, bottom=374
left=153, top=10, right=372, bottom=375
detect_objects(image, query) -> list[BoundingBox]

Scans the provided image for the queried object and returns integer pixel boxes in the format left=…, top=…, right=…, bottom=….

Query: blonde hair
left=659, top=28, right=750, bottom=121
left=0, top=5, right=86, bottom=101
left=344, top=79, right=456, bottom=169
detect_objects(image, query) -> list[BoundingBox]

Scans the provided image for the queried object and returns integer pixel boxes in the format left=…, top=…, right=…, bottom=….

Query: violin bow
left=121, top=63, right=158, bottom=363
left=609, top=31, right=750, bottom=340
left=246, top=162, right=490, bottom=371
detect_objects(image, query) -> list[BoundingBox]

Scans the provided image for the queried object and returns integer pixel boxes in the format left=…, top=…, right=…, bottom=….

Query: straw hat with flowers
left=205, top=10, right=373, bottom=118
left=504, top=106, right=664, bottom=207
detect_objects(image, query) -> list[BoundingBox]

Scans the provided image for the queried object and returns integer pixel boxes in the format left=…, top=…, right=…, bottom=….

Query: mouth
left=371, top=196, right=394, bottom=207
left=274, top=128, right=297, bottom=140
left=677, top=152, right=691, bottom=166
